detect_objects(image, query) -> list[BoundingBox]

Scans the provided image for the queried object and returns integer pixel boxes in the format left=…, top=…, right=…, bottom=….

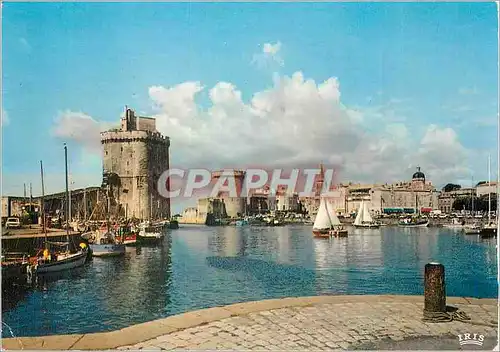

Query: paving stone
left=113, top=300, right=497, bottom=351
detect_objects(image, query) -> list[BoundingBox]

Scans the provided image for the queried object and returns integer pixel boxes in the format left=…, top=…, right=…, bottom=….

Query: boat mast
left=29, top=183, right=33, bottom=214
left=40, top=160, right=46, bottom=248
left=83, top=187, right=87, bottom=221
left=471, top=175, right=474, bottom=216
left=488, top=154, right=491, bottom=224
left=64, top=143, right=70, bottom=243
left=150, top=193, right=153, bottom=221
left=107, top=184, right=111, bottom=231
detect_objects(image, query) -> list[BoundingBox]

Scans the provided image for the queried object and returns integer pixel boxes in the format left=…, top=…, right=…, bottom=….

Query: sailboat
left=312, top=196, right=348, bottom=238
left=33, top=146, right=88, bottom=274
left=137, top=193, right=165, bottom=244
left=353, top=200, right=380, bottom=228
left=86, top=185, right=126, bottom=257
left=480, top=154, right=497, bottom=238
left=398, top=193, right=429, bottom=228
left=464, top=176, right=481, bottom=234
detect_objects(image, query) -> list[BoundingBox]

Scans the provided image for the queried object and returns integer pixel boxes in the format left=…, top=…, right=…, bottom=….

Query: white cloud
left=252, top=41, right=284, bottom=68
left=1, top=109, right=9, bottom=127
left=51, top=110, right=115, bottom=153
left=51, top=72, right=474, bottom=190
left=145, top=72, right=472, bottom=187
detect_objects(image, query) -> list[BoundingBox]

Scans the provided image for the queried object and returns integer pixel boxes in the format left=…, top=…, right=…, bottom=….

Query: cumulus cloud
left=53, top=72, right=473, bottom=189
left=145, top=72, right=472, bottom=187
left=51, top=110, right=114, bottom=153
left=252, top=41, right=284, bottom=68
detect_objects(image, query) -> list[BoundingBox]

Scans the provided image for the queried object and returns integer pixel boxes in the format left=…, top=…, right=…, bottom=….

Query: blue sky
left=2, top=2, right=498, bottom=212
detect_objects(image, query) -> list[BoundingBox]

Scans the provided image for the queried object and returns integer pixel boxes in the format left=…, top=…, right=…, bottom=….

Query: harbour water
left=2, top=225, right=497, bottom=338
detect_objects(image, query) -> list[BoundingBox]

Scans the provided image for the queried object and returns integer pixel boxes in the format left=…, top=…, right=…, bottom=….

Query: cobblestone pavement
left=118, top=301, right=498, bottom=351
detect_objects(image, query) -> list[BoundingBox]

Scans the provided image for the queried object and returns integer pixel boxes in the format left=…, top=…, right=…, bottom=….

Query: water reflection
left=2, top=236, right=173, bottom=338
left=2, top=226, right=497, bottom=338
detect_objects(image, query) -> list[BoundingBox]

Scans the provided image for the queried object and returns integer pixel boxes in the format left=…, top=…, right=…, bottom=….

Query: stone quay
left=2, top=295, right=497, bottom=350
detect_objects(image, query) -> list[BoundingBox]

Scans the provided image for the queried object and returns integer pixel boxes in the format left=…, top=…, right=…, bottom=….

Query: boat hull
left=313, top=229, right=348, bottom=238
left=480, top=227, right=497, bottom=238
left=353, top=224, right=380, bottom=229
left=137, top=234, right=163, bottom=244
left=398, top=221, right=429, bottom=228
left=35, top=251, right=87, bottom=274
left=169, top=220, right=179, bottom=229
left=90, top=244, right=126, bottom=257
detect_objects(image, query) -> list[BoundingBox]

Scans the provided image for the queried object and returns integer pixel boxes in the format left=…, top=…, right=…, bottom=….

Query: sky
left=2, top=2, right=499, bottom=214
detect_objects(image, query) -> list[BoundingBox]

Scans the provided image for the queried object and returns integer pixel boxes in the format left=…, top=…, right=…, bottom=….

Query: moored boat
left=115, top=225, right=138, bottom=246
left=443, top=218, right=466, bottom=229
left=312, top=196, right=348, bottom=238
left=353, top=201, right=380, bottom=228
left=168, top=219, right=179, bottom=229
left=480, top=223, right=497, bottom=238
left=87, top=230, right=126, bottom=257
left=138, top=222, right=164, bottom=244
left=33, top=244, right=88, bottom=273
left=463, top=223, right=481, bottom=235
left=398, top=217, right=429, bottom=228
left=34, top=149, right=89, bottom=274
left=480, top=155, right=497, bottom=239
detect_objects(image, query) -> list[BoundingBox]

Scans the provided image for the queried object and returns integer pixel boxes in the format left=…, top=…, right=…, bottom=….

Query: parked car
left=5, top=217, right=21, bottom=229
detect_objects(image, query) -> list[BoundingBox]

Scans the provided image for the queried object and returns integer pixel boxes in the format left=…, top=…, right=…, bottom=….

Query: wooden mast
left=40, top=160, right=47, bottom=248
left=64, top=143, right=70, bottom=244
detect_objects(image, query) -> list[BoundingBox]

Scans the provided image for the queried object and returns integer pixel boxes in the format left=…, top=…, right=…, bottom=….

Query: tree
left=443, top=183, right=461, bottom=193
left=452, top=194, right=497, bottom=212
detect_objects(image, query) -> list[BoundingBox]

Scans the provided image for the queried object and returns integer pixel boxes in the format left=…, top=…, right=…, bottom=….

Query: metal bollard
left=424, top=262, right=446, bottom=313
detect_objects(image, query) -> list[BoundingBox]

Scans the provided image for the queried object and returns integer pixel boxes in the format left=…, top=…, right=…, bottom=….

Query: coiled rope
left=423, top=309, right=497, bottom=328
left=423, top=309, right=471, bottom=323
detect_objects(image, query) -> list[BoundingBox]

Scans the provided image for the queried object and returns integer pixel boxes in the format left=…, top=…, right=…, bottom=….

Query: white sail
left=354, top=201, right=364, bottom=226
left=326, top=201, right=342, bottom=226
left=362, top=202, right=374, bottom=223
left=313, top=198, right=331, bottom=230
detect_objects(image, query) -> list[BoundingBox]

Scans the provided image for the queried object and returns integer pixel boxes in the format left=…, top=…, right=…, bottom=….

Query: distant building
left=438, top=187, right=476, bottom=213
left=301, top=167, right=440, bottom=217
left=101, top=107, right=171, bottom=220
left=476, top=181, right=498, bottom=197
left=1, top=196, right=33, bottom=218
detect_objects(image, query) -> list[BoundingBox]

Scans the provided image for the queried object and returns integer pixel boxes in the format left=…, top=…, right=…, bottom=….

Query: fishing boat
left=88, top=230, right=126, bottom=257
left=85, top=183, right=126, bottom=256
left=398, top=217, right=429, bottom=228
left=353, top=200, right=380, bottom=228
left=34, top=149, right=88, bottom=274
left=168, top=219, right=179, bottom=229
left=442, top=218, right=466, bottom=229
left=115, top=225, right=138, bottom=246
left=312, top=196, right=348, bottom=238
left=138, top=222, right=164, bottom=244
left=463, top=223, right=481, bottom=235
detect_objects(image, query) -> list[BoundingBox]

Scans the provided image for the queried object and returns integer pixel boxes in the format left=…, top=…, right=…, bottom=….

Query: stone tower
left=101, top=107, right=170, bottom=220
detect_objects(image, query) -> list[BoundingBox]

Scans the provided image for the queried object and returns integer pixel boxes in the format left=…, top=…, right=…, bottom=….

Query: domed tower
left=411, top=166, right=426, bottom=190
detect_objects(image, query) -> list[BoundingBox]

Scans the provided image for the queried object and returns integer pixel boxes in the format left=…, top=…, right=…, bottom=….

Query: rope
left=423, top=309, right=471, bottom=323
left=423, top=309, right=497, bottom=327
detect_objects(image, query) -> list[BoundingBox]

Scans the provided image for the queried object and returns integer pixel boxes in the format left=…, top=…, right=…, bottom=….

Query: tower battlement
left=101, top=130, right=170, bottom=145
